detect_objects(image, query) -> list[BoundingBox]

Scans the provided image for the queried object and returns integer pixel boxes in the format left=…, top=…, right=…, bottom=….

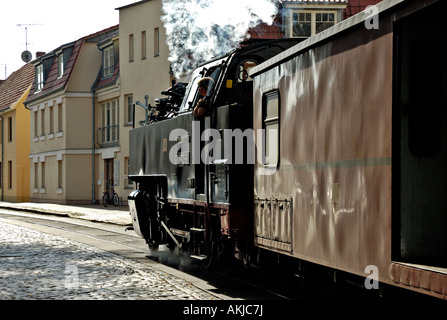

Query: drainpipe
left=91, top=89, right=96, bottom=204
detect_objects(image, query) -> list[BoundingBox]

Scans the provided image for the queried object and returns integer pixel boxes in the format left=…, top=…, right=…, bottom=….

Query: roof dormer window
left=292, top=10, right=336, bottom=38
left=103, top=46, right=114, bottom=78
left=57, top=53, right=64, bottom=78
left=35, top=64, right=44, bottom=93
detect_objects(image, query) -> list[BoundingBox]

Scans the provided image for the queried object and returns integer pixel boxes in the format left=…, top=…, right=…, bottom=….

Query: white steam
left=161, top=0, right=278, bottom=79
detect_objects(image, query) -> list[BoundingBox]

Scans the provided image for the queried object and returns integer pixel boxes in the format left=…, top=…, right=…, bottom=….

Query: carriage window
left=263, top=90, right=280, bottom=166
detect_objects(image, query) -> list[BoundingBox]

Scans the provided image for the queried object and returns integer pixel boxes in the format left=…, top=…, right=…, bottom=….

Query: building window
left=129, top=34, right=134, bottom=62
left=36, top=64, right=44, bottom=92
left=8, top=161, right=12, bottom=189
left=49, top=106, right=54, bottom=134
left=57, top=53, right=64, bottom=78
left=154, top=28, right=160, bottom=57
left=34, top=111, right=38, bottom=138
left=126, top=94, right=134, bottom=125
left=58, top=160, right=63, bottom=189
left=141, top=31, right=147, bottom=59
left=99, top=99, right=119, bottom=145
left=103, top=46, right=114, bottom=78
left=292, top=11, right=336, bottom=38
left=41, top=162, right=45, bottom=189
left=40, top=108, right=45, bottom=138
left=124, top=157, right=133, bottom=188
left=57, top=103, right=63, bottom=133
left=293, top=12, right=312, bottom=37
left=34, top=162, right=38, bottom=189
left=7, top=117, right=12, bottom=142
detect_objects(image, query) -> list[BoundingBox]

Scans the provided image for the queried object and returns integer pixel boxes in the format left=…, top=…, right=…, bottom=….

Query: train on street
left=128, top=0, right=447, bottom=300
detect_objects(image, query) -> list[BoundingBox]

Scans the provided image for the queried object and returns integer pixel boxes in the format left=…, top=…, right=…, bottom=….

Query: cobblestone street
left=0, top=222, right=218, bottom=300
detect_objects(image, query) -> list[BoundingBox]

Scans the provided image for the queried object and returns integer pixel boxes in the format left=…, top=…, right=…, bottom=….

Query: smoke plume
left=161, top=0, right=278, bottom=79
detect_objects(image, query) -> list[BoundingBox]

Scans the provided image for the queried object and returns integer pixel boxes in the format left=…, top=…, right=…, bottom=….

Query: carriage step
left=190, top=254, right=208, bottom=261
left=190, top=227, right=205, bottom=232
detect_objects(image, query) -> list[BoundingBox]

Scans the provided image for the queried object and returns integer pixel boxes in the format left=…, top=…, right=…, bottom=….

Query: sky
left=0, top=0, right=135, bottom=80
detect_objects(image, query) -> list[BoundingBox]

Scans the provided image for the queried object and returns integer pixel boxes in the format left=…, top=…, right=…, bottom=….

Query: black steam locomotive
left=128, top=39, right=300, bottom=269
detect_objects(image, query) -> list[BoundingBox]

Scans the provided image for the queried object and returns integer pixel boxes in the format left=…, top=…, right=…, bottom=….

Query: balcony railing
left=97, top=124, right=119, bottom=147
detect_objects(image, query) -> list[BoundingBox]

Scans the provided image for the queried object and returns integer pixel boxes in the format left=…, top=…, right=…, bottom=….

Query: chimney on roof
left=36, top=52, right=46, bottom=58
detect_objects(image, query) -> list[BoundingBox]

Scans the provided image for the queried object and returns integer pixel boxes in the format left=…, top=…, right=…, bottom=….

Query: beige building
left=25, top=26, right=119, bottom=204
left=24, top=0, right=173, bottom=205
left=116, top=0, right=174, bottom=200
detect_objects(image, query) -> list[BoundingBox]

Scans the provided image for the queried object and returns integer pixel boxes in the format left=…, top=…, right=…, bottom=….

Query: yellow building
left=0, top=63, right=34, bottom=202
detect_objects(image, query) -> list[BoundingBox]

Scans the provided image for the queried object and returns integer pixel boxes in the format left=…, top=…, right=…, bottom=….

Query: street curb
left=0, top=202, right=132, bottom=226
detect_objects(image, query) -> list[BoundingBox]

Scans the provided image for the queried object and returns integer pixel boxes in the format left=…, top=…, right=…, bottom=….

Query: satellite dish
left=21, top=50, right=32, bottom=63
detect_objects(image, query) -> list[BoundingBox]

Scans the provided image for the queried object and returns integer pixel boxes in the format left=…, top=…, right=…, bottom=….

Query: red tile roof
left=0, top=63, right=35, bottom=112
left=248, top=22, right=284, bottom=40
left=343, top=0, right=383, bottom=18
left=94, top=61, right=120, bottom=90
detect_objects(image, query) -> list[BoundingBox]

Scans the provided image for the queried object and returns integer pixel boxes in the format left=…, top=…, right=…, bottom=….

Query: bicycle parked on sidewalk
left=102, top=181, right=119, bottom=207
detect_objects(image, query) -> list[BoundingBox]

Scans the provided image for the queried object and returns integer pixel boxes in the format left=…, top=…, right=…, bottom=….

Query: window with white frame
left=57, top=53, right=64, bottom=78
left=100, top=100, right=119, bottom=145
left=126, top=94, right=134, bottom=125
left=36, top=64, right=44, bottom=92
left=263, top=90, right=280, bottom=167
left=103, top=46, right=114, bottom=78
left=292, top=11, right=336, bottom=38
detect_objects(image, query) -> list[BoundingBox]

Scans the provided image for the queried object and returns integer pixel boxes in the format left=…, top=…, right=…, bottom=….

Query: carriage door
left=394, top=2, right=447, bottom=267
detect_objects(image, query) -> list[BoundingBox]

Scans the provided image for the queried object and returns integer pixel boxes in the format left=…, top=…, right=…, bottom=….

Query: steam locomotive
left=128, top=38, right=301, bottom=267
left=129, top=0, right=447, bottom=300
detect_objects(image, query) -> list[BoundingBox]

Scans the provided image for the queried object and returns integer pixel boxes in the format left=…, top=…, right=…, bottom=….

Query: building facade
left=0, top=63, right=34, bottom=202
left=116, top=0, right=174, bottom=202
left=25, top=26, right=119, bottom=204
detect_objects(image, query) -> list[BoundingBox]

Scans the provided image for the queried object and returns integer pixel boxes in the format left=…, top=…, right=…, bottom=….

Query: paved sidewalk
left=0, top=201, right=132, bottom=226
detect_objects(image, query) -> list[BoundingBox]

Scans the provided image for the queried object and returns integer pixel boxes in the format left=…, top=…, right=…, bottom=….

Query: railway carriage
left=250, top=0, right=446, bottom=299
